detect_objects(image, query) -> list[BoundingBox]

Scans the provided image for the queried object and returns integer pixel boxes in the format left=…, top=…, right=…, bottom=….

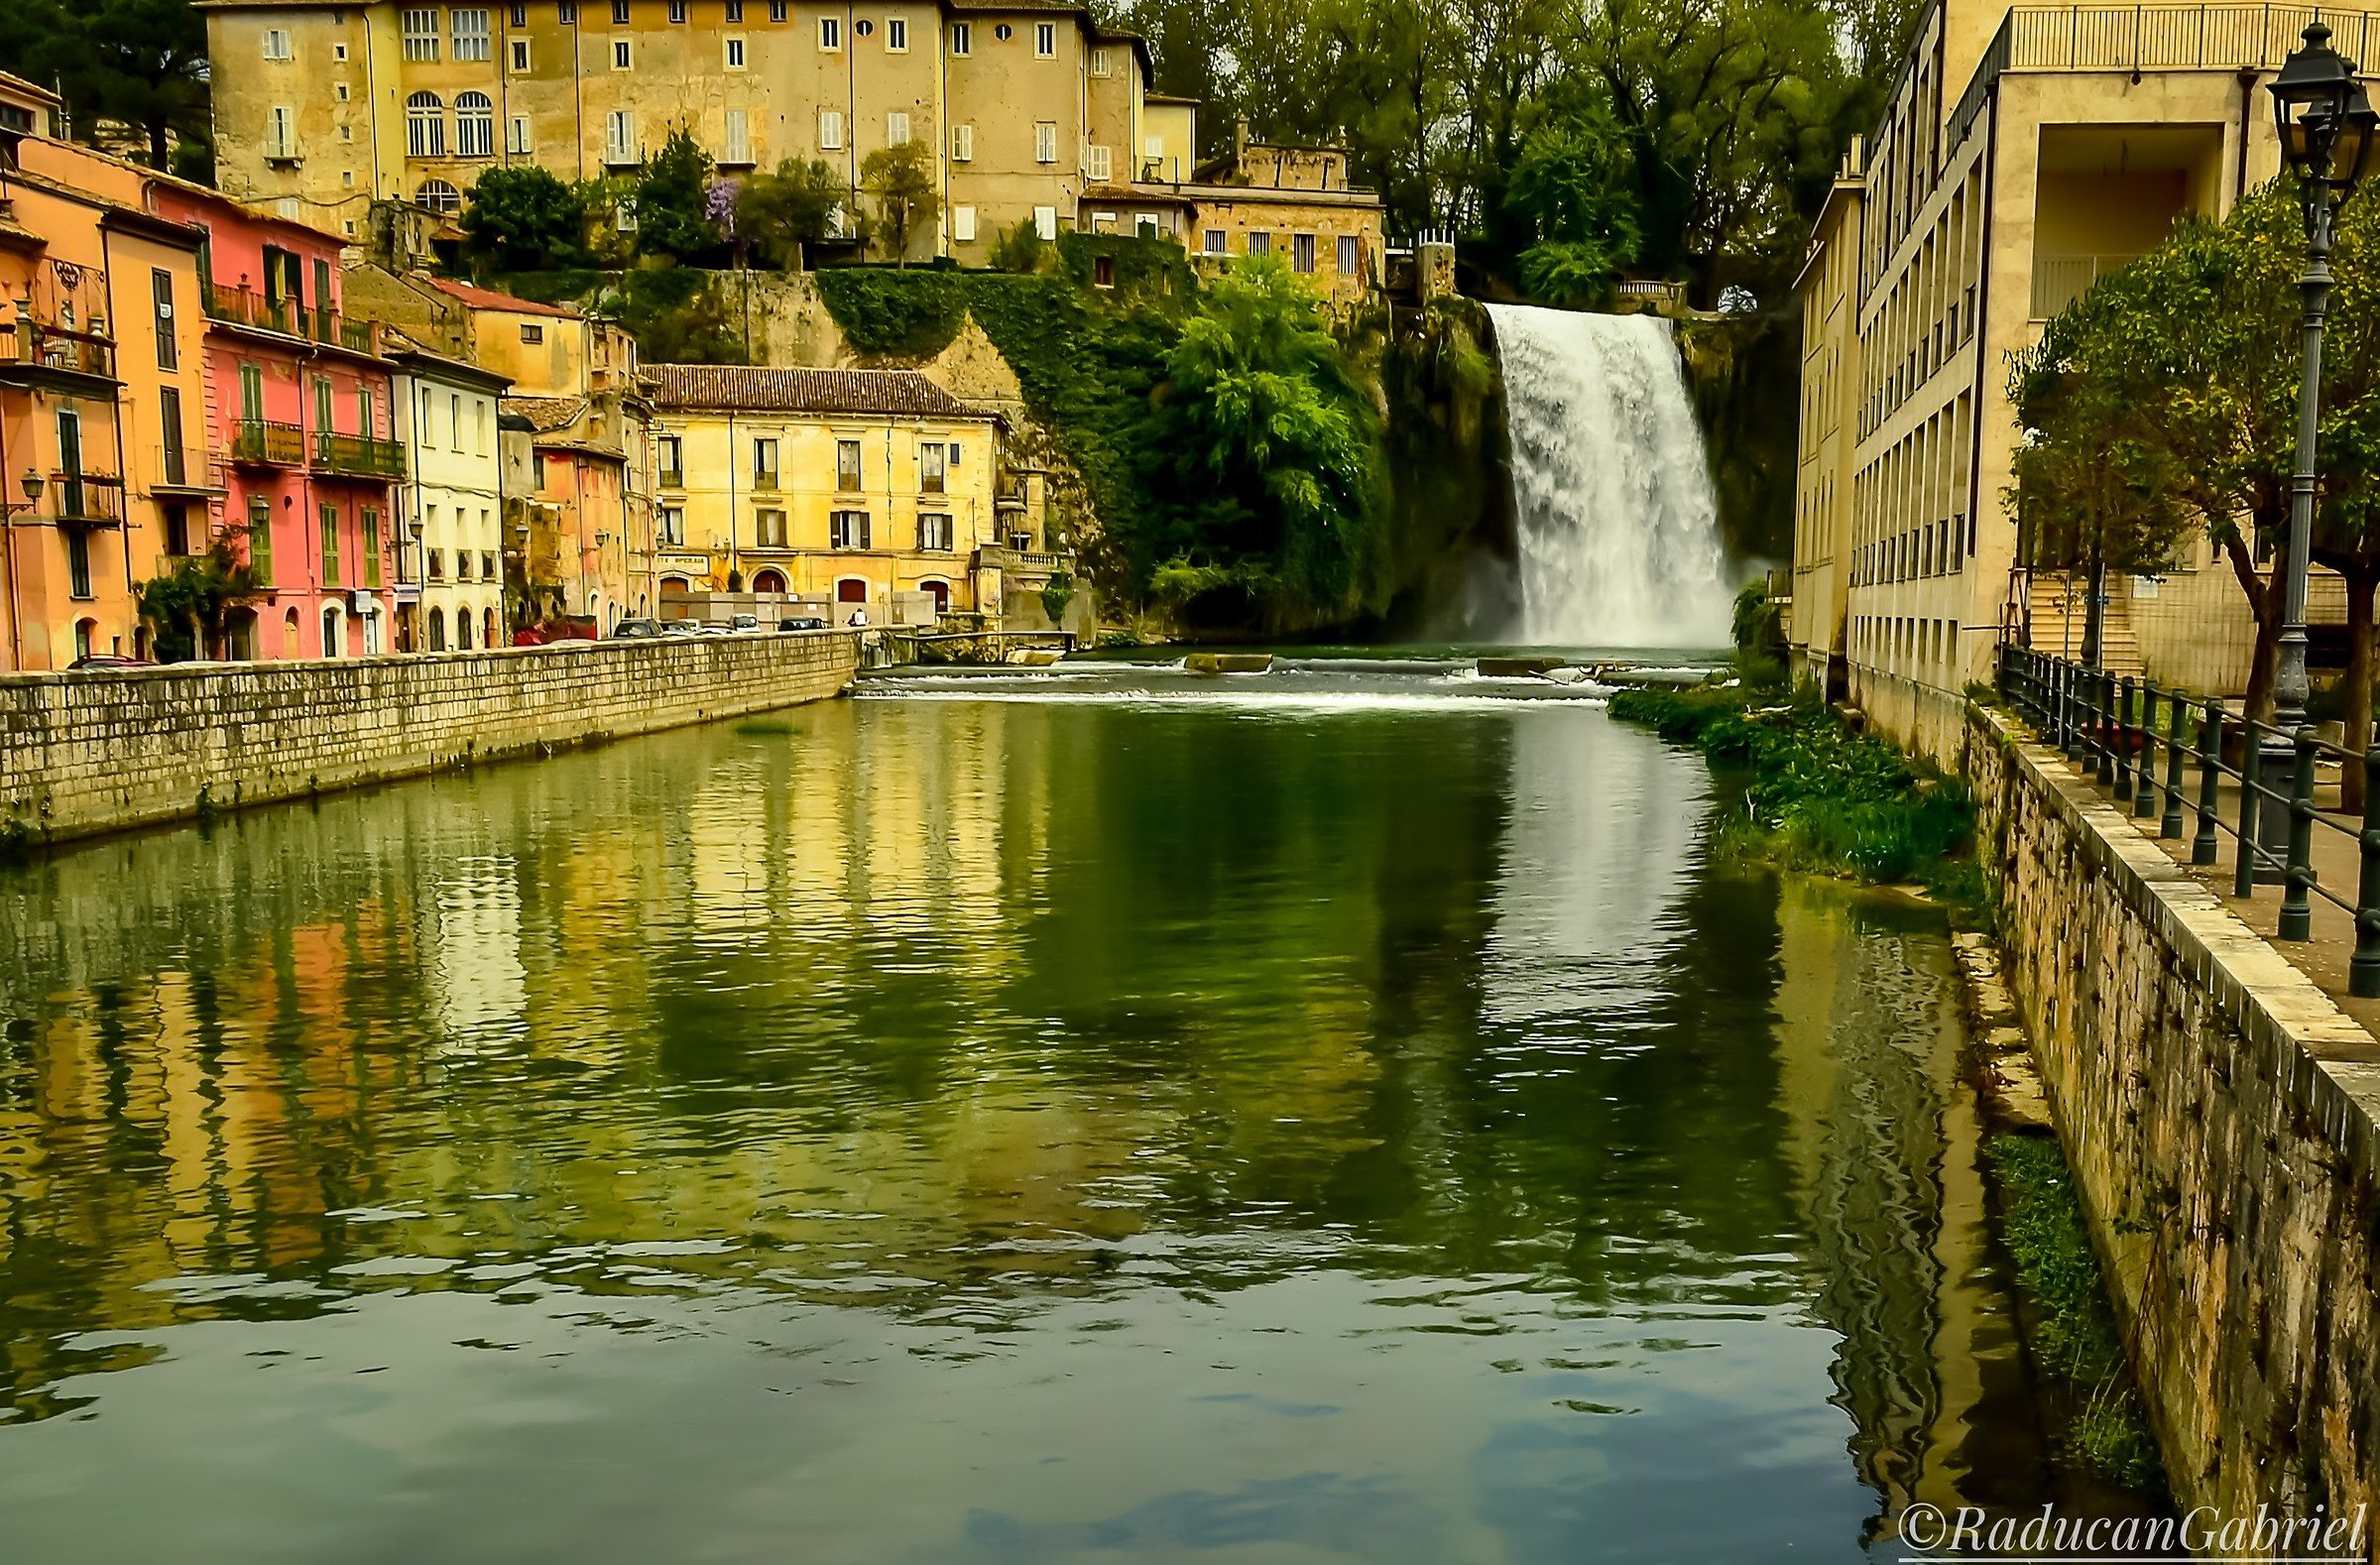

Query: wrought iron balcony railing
left=50, top=471, right=126, bottom=528
left=314, top=431, right=406, bottom=479
left=230, top=419, right=306, bottom=466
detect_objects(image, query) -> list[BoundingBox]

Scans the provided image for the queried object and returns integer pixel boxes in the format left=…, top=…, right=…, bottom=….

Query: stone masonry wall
left=1965, top=702, right=2380, bottom=1530
left=0, top=633, right=859, bottom=848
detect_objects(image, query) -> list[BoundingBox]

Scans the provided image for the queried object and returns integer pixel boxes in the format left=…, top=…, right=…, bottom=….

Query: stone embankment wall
left=1, top=633, right=859, bottom=848
left=1966, top=703, right=2380, bottom=1526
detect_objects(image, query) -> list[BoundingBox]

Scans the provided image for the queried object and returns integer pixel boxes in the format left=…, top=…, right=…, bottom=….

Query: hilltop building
left=1786, top=0, right=2377, bottom=757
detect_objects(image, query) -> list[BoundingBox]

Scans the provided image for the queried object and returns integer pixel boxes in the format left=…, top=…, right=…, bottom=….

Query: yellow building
left=648, top=363, right=1001, bottom=624
left=1787, top=0, right=2374, bottom=759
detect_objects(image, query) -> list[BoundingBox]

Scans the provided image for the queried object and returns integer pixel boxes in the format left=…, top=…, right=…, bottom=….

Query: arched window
left=322, top=605, right=343, bottom=658
left=920, top=579, right=950, bottom=616
left=456, top=92, right=495, bottom=158
left=484, top=608, right=498, bottom=648
left=416, top=179, right=462, bottom=214
left=456, top=611, right=473, bottom=650
left=72, top=618, right=96, bottom=661
left=427, top=608, right=446, bottom=652
left=282, top=608, right=299, bottom=659
left=407, top=91, right=446, bottom=158
left=752, top=568, right=786, bottom=595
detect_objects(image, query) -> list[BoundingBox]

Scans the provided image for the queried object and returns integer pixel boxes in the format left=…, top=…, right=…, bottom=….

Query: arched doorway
left=484, top=607, right=498, bottom=648
left=752, top=568, right=786, bottom=596
left=456, top=612, right=473, bottom=651
left=282, top=609, right=299, bottom=659
left=920, top=579, right=950, bottom=618
left=836, top=578, right=868, bottom=602
left=225, top=607, right=258, bottom=662
left=72, top=618, right=96, bottom=662
left=321, top=607, right=343, bottom=658
left=428, top=608, right=447, bottom=652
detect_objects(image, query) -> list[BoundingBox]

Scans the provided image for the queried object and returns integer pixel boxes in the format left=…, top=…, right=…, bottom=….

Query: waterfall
left=1487, top=303, right=1734, bottom=649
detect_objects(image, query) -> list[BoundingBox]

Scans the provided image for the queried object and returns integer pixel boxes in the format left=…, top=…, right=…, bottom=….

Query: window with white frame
left=605, top=108, right=636, bottom=163
left=666, top=0, right=684, bottom=19
left=1034, top=21, right=1054, bottom=55
left=818, top=15, right=839, bottom=48
left=819, top=109, right=843, bottom=150
left=1033, top=205, right=1056, bottom=241
left=510, top=37, right=530, bottom=70
left=1091, top=46, right=1110, bottom=74
left=416, top=178, right=462, bottom=213
left=559, top=0, right=575, bottom=19
left=835, top=439, right=862, bottom=490
left=1087, top=144, right=1111, bottom=181
left=769, top=0, right=784, bottom=19
left=918, top=513, right=952, bottom=550
left=612, top=37, right=630, bottom=66
left=952, top=205, right=976, bottom=242
left=407, top=91, right=445, bottom=156
left=1033, top=121, right=1056, bottom=164
left=725, top=0, right=740, bottom=17
left=950, top=123, right=973, bottom=161
left=402, top=8, right=439, bottom=59
left=659, top=505, right=684, bottom=543
left=829, top=510, right=870, bottom=548
left=918, top=441, right=945, bottom=494
left=1203, top=228, right=1226, bottom=254
left=887, top=111, right=909, bottom=146
left=266, top=104, right=298, bottom=158
left=949, top=20, right=970, bottom=54
left=610, top=0, right=627, bottom=19
left=724, top=109, right=751, bottom=164
left=508, top=114, right=534, bottom=154
left=452, top=9, right=491, bottom=60
left=724, top=34, right=745, bottom=66
left=263, top=27, right=293, bottom=59
left=755, top=508, right=787, bottom=547
left=887, top=16, right=905, bottom=49
left=456, top=91, right=495, bottom=156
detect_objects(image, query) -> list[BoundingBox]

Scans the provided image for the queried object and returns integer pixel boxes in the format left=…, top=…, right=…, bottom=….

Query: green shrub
left=815, top=267, right=970, bottom=358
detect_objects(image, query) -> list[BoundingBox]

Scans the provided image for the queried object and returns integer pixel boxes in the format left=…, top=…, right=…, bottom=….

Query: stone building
left=387, top=340, right=510, bottom=650
left=1786, top=0, right=2380, bottom=760
left=647, top=363, right=1001, bottom=624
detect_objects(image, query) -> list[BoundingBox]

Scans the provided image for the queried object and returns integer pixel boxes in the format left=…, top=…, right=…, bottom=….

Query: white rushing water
left=1487, top=303, right=1735, bottom=648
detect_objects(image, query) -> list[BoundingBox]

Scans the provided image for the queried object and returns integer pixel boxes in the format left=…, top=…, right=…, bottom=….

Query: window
left=950, top=123, right=973, bottom=162
left=314, top=376, right=335, bottom=440
left=452, top=9, right=491, bottom=60
left=918, top=513, right=952, bottom=550
left=887, top=111, right=909, bottom=146
left=416, top=179, right=462, bottom=213
left=161, top=387, right=187, bottom=486
left=239, top=361, right=265, bottom=423
left=606, top=109, right=636, bottom=163
left=769, top=0, right=784, bottom=19
left=334, top=42, right=348, bottom=60
left=1292, top=232, right=1315, bottom=274
left=265, top=105, right=298, bottom=160
left=483, top=550, right=496, bottom=579
left=362, top=508, right=382, bottom=588
left=403, top=7, right=438, bottom=59
left=323, top=606, right=342, bottom=658
left=830, top=510, right=870, bottom=548
left=667, top=0, right=683, bottom=18
left=456, top=92, right=495, bottom=157
left=725, top=0, right=740, bottom=18
left=247, top=496, right=274, bottom=582
left=659, top=505, right=684, bottom=543
left=559, top=0, right=575, bottom=18
left=521, top=321, right=544, bottom=343
left=510, top=37, right=530, bottom=70
left=946, top=440, right=960, bottom=467
left=755, top=508, right=787, bottom=547
left=724, top=109, right=750, bottom=164
left=1247, top=230, right=1271, bottom=256
left=818, top=15, right=838, bottom=48
left=610, top=0, right=627, bottom=19
left=887, top=16, right=904, bottom=49
left=819, top=109, right=843, bottom=150
left=65, top=531, right=90, bottom=599
left=1203, top=228, right=1227, bottom=254
left=1033, top=205, right=1056, bottom=241
left=509, top=3, right=525, bottom=24
left=835, top=438, right=861, bottom=491
left=952, top=204, right=976, bottom=242
left=320, top=503, right=342, bottom=587
left=753, top=435, right=779, bottom=488
left=1091, top=46, right=1110, bottom=74
left=1338, top=234, right=1359, bottom=278
left=455, top=612, right=472, bottom=651
left=163, top=500, right=190, bottom=556
left=457, top=543, right=472, bottom=579
left=949, top=21, right=969, bottom=54
left=264, top=27, right=293, bottom=59
left=1034, top=21, right=1054, bottom=56
left=656, top=433, right=682, bottom=481
left=449, top=393, right=464, bottom=448
left=725, top=34, right=745, bottom=66
left=152, top=269, right=177, bottom=370
left=408, top=91, right=445, bottom=157
left=1086, top=144, right=1110, bottom=181
left=919, top=441, right=945, bottom=493
left=1033, top=121, right=1056, bottom=164
left=1093, top=253, right=1115, bottom=287
left=612, top=37, right=631, bottom=67
left=508, top=114, right=534, bottom=154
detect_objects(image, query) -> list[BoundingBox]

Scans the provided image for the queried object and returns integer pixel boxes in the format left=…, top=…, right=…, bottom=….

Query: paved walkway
left=2041, top=740, right=2380, bottom=1037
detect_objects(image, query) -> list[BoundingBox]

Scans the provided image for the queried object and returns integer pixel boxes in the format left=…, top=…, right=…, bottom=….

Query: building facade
left=1786, top=0, right=2377, bottom=759
left=389, top=342, right=510, bottom=651
left=648, top=363, right=1000, bottom=623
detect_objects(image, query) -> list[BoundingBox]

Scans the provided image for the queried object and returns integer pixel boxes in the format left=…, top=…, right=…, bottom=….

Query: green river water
left=0, top=658, right=2134, bottom=1561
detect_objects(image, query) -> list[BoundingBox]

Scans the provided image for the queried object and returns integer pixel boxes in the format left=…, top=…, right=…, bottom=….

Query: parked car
left=67, top=655, right=157, bottom=670
left=778, top=616, right=830, bottom=632
left=695, top=622, right=734, bottom=636
left=613, top=619, right=663, bottom=639
left=730, top=613, right=765, bottom=634
left=658, top=619, right=703, bottom=637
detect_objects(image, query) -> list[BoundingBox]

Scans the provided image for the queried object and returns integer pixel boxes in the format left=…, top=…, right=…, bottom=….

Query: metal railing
left=202, top=287, right=380, bottom=354
left=313, top=431, right=405, bottom=479
left=230, top=419, right=306, bottom=466
left=2032, top=252, right=2143, bottom=318
left=50, top=471, right=126, bottom=527
left=1, top=319, right=117, bottom=379
left=1998, top=645, right=2380, bottom=997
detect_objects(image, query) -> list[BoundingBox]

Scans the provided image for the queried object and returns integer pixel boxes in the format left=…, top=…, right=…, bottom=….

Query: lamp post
left=2261, top=22, right=2380, bottom=878
left=2, top=470, right=45, bottom=671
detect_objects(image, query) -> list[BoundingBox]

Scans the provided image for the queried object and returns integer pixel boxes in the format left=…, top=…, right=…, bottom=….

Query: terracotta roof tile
left=501, top=394, right=585, bottom=431
left=649, top=365, right=989, bottom=420
left=426, top=277, right=584, bottom=318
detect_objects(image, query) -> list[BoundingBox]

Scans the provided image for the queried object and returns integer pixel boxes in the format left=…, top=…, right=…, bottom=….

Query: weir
left=1486, top=304, right=1734, bottom=648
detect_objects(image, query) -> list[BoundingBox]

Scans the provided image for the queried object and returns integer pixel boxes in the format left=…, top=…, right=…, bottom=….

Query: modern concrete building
left=647, top=363, right=1001, bottom=624
left=1785, top=0, right=2379, bottom=758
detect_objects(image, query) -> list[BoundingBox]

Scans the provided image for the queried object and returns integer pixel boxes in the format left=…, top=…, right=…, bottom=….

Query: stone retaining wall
left=1966, top=702, right=2380, bottom=1527
left=0, top=633, right=859, bottom=848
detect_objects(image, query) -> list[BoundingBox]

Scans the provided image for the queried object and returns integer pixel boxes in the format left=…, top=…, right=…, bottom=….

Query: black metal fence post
left=2235, top=734, right=2262, bottom=899
left=2280, top=728, right=2319, bottom=941
left=2099, top=673, right=2121, bottom=787
left=2161, top=689, right=2187, bottom=838
left=2063, top=662, right=2083, bottom=763
left=2354, top=745, right=2380, bottom=999
left=2136, top=681, right=2162, bottom=818
left=2194, top=700, right=2223, bottom=865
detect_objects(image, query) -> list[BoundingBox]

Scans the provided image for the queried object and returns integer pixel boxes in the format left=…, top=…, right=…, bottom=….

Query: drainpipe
left=2235, top=67, right=2259, bottom=205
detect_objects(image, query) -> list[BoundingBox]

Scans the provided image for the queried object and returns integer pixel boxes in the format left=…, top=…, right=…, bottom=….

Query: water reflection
left=0, top=670, right=2082, bottom=1560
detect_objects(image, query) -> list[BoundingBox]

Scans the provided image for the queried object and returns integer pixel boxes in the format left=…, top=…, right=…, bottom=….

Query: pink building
left=146, top=184, right=400, bottom=659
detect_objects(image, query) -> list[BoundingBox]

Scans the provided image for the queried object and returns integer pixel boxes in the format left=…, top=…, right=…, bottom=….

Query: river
left=0, top=658, right=2126, bottom=1561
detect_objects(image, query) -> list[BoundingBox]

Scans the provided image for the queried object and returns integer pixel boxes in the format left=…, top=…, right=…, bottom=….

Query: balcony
left=0, top=318, right=118, bottom=387
left=995, top=475, right=1028, bottom=511
left=753, top=469, right=780, bottom=493
left=155, top=444, right=223, bottom=494
left=50, top=471, right=125, bottom=529
left=2032, top=253, right=2140, bottom=320
left=657, top=466, right=684, bottom=490
left=231, top=419, right=306, bottom=466
left=314, top=431, right=406, bottom=480
left=202, top=287, right=381, bottom=355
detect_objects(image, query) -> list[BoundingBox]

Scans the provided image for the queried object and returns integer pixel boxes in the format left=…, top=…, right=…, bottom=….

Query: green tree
left=736, top=158, right=845, bottom=269
left=461, top=167, right=588, bottom=271
left=137, top=540, right=256, bottom=662
left=860, top=141, right=940, bottom=264
left=1, top=0, right=207, bottom=165
left=634, top=128, right=720, bottom=262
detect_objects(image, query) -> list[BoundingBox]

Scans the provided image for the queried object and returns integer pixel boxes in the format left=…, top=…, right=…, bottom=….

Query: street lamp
left=2260, top=22, right=2380, bottom=882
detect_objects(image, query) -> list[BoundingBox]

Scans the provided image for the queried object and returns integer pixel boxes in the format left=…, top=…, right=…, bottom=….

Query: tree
left=1504, top=110, right=1642, bottom=305
left=634, top=129, right=720, bottom=262
left=860, top=141, right=940, bottom=265
left=735, top=159, right=846, bottom=270
left=137, top=540, right=256, bottom=662
left=461, top=167, right=588, bottom=271
left=2, top=0, right=207, bottom=166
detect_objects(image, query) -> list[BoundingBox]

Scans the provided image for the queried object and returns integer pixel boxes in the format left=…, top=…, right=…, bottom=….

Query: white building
left=390, top=342, right=511, bottom=652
